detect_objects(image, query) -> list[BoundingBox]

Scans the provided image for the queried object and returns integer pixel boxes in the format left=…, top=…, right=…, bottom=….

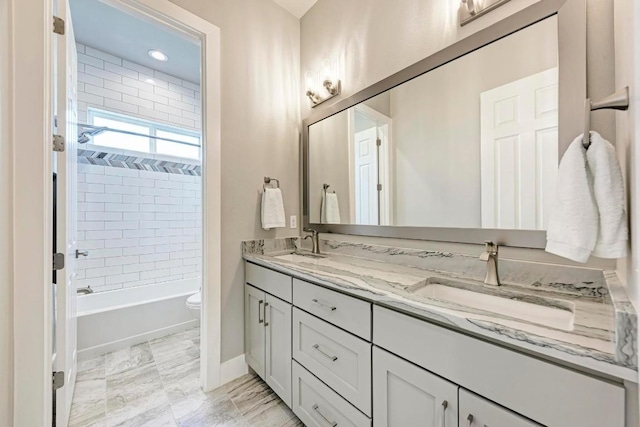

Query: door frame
left=11, top=0, right=222, bottom=424
left=347, top=104, right=394, bottom=225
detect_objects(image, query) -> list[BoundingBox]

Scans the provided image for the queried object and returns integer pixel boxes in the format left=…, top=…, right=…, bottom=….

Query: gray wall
left=392, top=17, right=557, bottom=227
left=170, top=0, right=300, bottom=363
left=0, top=0, right=13, bottom=422
left=308, top=110, right=351, bottom=222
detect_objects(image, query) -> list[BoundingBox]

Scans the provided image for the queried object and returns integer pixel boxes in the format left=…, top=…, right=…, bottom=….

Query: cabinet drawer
left=373, top=306, right=625, bottom=427
left=293, top=308, right=372, bottom=416
left=293, top=278, right=371, bottom=340
left=460, top=389, right=540, bottom=427
left=245, top=262, right=292, bottom=302
left=293, top=360, right=371, bottom=427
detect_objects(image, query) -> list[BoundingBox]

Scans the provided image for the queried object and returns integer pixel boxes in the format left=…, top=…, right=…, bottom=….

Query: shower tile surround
left=76, top=43, right=201, bottom=132
left=243, top=237, right=638, bottom=381
left=76, top=147, right=202, bottom=293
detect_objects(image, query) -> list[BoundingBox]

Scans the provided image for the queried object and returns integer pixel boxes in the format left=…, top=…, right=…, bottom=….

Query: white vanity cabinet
left=459, top=389, right=541, bottom=427
left=244, top=263, right=293, bottom=406
left=244, top=262, right=627, bottom=427
left=373, top=347, right=458, bottom=427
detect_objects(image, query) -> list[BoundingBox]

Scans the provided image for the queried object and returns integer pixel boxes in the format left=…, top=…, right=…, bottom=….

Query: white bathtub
left=77, top=278, right=201, bottom=359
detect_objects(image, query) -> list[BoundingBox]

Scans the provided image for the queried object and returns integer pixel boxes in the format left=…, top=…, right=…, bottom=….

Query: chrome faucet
left=303, top=228, right=320, bottom=254
left=480, top=241, right=500, bottom=286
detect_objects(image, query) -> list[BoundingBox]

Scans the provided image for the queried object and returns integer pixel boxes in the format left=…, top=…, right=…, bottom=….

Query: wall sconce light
left=305, top=59, right=341, bottom=107
left=459, top=0, right=510, bottom=26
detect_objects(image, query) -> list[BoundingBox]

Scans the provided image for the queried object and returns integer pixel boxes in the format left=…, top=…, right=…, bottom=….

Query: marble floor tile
left=105, top=342, right=154, bottom=376
left=70, top=328, right=302, bottom=427
left=68, top=398, right=106, bottom=427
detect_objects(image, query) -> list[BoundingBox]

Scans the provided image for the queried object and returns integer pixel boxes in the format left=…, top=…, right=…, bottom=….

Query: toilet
left=186, top=291, right=201, bottom=318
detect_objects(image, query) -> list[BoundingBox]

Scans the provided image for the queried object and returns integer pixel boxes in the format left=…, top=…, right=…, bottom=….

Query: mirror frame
left=302, top=0, right=586, bottom=249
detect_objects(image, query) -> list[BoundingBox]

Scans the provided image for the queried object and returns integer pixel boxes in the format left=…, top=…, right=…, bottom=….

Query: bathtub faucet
left=77, top=286, right=94, bottom=295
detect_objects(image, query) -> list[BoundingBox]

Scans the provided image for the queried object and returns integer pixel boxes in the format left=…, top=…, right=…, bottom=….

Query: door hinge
left=53, top=371, right=65, bottom=391
left=377, top=184, right=382, bottom=191
left=53, top=16, right=65, bottom=35
left=53, top=253, right=65, bottom=271
left=53, top=134, right=65, bottom=152
left=376, top=138, right=381, bottom=147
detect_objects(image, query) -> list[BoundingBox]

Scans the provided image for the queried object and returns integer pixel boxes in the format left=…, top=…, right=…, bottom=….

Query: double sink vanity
left=242, top=237, right=636, bottom=427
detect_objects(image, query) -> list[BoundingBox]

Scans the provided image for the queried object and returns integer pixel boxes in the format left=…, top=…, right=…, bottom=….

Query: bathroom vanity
left=243, top=238, right=636, bottom=427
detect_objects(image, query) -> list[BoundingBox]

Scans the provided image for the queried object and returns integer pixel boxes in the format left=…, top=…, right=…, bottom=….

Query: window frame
left=87, top=108, right=202, bottom=159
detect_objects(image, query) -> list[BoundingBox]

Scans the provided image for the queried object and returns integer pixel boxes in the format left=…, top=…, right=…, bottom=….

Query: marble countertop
left=243, top=238, right=638, bottom=382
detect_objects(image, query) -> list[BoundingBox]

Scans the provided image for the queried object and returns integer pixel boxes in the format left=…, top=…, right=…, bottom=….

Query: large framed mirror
left=302, top=0, right=586, bottom=248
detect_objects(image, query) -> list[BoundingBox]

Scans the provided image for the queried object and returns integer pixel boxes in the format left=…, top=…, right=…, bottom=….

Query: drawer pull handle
left=312, top=344, right=338, bottom=361
left=258, top=300, right=264, bottom=324
left=467, top=414, right=474, bottom=427
left=312, top=404, right=337, bottom=427
left=441, top=400, right=448, bottom=427
left=264, top=302, right=270, bottom=327
left=312, top=299, right=337, bottom=311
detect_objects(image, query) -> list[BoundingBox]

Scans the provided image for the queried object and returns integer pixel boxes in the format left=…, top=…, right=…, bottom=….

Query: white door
left=265, top=295, right=292, bottom=407
left=480, top=68, right=558, bottom=230
left=459, top=389, right=541, bottom=427
left=373, top=347, right=458, bottom=427
left=354, top=127, right=379, bottom=225
left=55, top=0, right=78, bottom=424
left=244, top=285, right=266, bottom=378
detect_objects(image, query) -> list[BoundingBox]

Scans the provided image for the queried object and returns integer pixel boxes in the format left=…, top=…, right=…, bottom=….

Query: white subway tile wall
left=76, top=163, right=202, bottom=293
left=76, top=43, right=201, bottom=132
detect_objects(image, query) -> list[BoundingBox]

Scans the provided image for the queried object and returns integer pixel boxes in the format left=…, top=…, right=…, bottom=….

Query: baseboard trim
left=220, top=354, right=248, bottom=385
left=77, top=319, right=200, bottom=360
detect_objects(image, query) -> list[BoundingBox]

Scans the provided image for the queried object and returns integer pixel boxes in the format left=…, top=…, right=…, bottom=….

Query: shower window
left=88, top=108, right=201, bottom=159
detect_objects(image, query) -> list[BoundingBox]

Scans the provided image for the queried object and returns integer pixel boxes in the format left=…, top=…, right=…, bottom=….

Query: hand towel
left=261, top=188, right=285, bottom=230
left=586, top=131, right=628, bottom=258
left=321, top=192, right=341, bottom=224
left=545, top=134, right=598, bottom=263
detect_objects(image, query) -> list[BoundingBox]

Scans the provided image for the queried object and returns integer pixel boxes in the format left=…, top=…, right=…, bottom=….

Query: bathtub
left=77, top=278, right=201, bottom=359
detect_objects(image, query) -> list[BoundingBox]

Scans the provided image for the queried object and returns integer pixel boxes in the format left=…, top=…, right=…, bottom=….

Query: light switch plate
left=290, top=215, right=297, bottom=229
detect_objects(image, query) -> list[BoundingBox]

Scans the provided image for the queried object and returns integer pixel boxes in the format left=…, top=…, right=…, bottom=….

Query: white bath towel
left=546, top=134, right=598, bottom=263
left=587, top=131, right=628, bottom=258
left=261, top=188, right=285, bottom=230
left=321, top=192, right=341, bottom=224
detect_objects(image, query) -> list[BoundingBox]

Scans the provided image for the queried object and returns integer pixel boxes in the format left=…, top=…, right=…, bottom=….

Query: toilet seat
left=186, top=292, right=201, bottom=309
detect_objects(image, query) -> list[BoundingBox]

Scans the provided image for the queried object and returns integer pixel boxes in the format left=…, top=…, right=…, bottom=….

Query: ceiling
left=272, top=0, right=318, bottom=18
left=69, top=0, right=201, bottom=84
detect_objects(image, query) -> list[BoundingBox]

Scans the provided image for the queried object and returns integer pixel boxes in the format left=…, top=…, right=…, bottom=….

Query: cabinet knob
left=467, top=414, right=474, bottom=427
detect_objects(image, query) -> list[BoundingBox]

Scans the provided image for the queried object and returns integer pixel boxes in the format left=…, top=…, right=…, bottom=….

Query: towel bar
left=263, top=176, right=280, bottom=190
left=583, top=87, right=630, bottom=149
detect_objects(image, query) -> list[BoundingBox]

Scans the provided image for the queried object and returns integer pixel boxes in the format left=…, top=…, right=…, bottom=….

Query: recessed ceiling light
left=148, top=49, right=168, bottom=62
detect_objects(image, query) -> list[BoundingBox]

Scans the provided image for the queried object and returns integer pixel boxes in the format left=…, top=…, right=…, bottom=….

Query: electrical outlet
left=290, top=215, right=297, bottom=229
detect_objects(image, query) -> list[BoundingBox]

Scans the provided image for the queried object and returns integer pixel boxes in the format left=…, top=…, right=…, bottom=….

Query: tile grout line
left=146, top=336, right=180, bottom=426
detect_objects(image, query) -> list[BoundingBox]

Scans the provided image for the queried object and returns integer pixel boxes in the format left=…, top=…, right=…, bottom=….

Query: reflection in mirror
left=308, top=16, right=559, bottom=230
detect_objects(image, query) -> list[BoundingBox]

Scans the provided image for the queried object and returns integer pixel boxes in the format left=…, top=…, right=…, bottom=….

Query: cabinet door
left=265, top=294, right=292, bottom=407
left=459, top=389, right=541, bottom=427
left=373, top=347, right=458, bottom=427
left=245, top=284, right=266, bottom=378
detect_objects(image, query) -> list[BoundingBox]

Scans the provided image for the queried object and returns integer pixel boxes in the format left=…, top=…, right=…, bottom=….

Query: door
left=459, top=389, right=541, bottom=427
left=373, top=347, right=458, bottom=427
left=354, top=126, right=379, bottom=225
left=265, top=294, right=292, bottom=406
left=480, top=67, right=558, bottom=230
left=245, top=285, right=266, bottom=378
left=54, top=0, right=79, bottom=425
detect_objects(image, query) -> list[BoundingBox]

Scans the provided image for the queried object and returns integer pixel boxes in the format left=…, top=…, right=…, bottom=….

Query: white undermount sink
left=409, top=281, right=575, bottom=331
left=274, top=253, right=326, bottom=263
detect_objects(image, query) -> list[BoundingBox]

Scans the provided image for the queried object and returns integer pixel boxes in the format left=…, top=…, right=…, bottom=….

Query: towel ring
left=583, top=87, right=630, bottom=149
left=263, top=176, right=280, bottom=190
left=323, top=183, right=335, bottom=194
